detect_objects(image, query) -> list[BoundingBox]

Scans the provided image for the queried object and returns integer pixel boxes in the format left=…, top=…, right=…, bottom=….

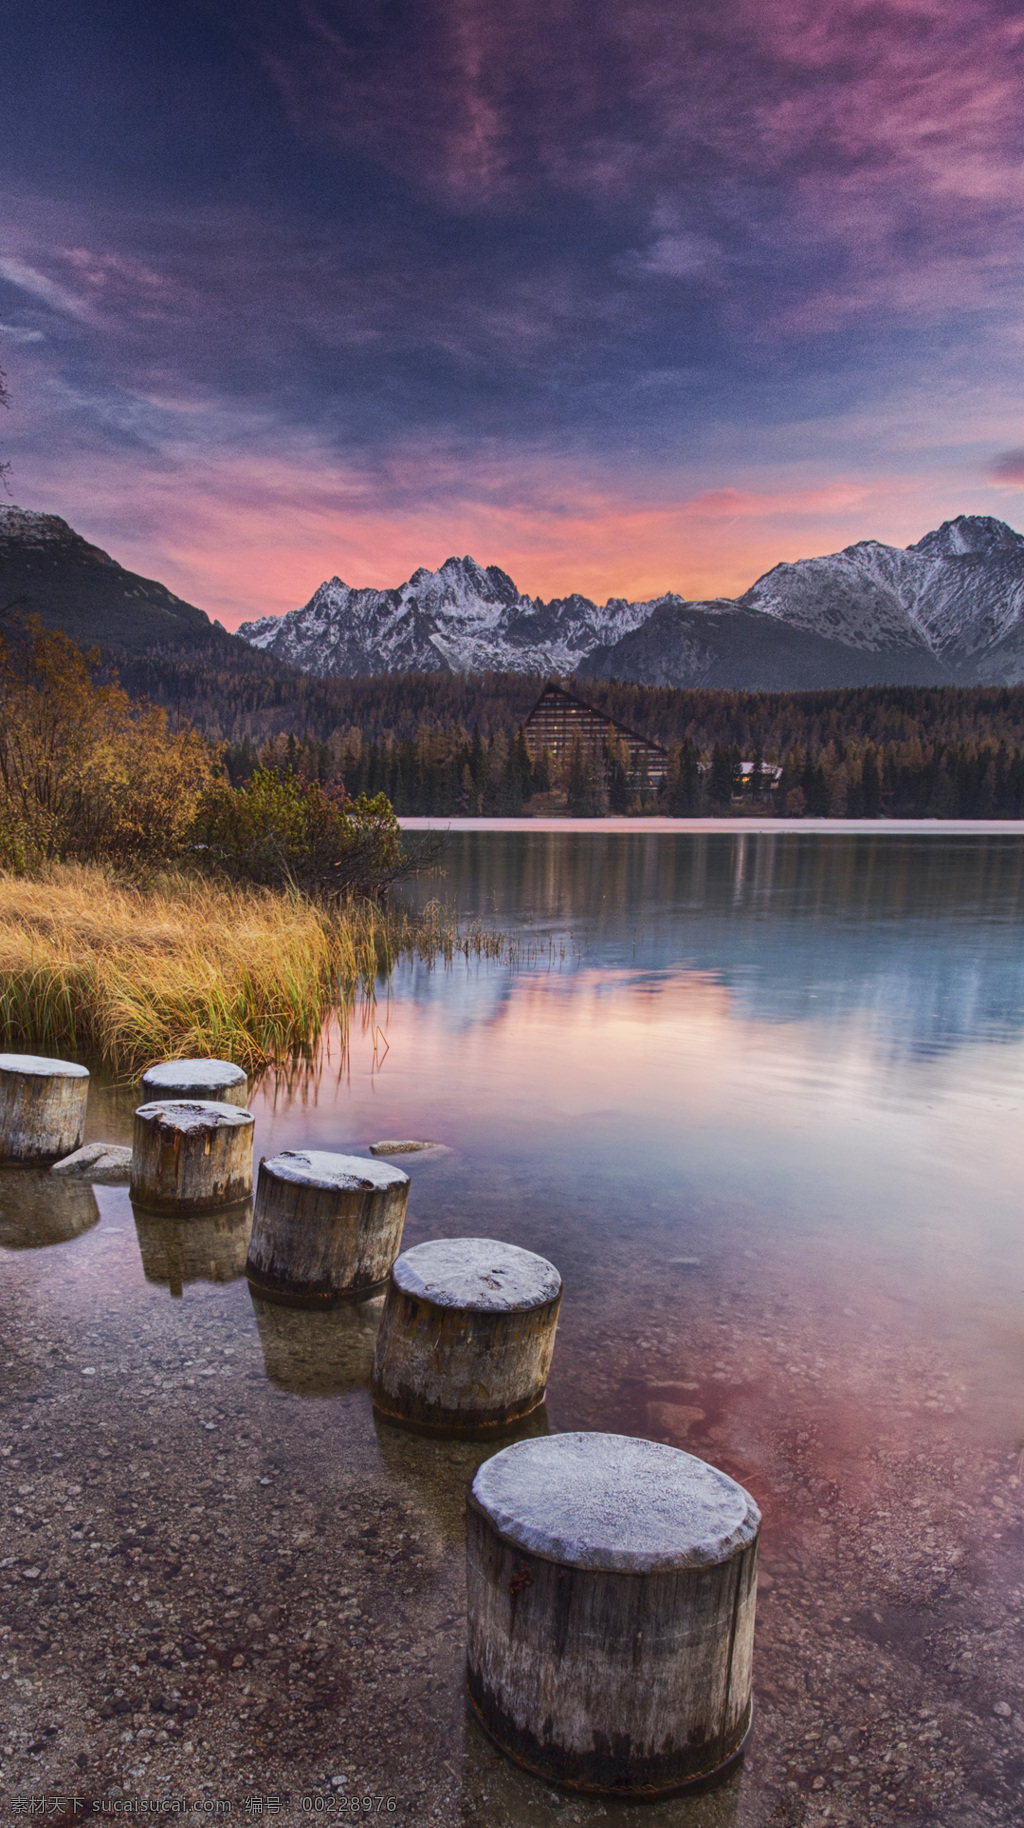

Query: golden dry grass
left=0, top=863, right=506, bottom=1076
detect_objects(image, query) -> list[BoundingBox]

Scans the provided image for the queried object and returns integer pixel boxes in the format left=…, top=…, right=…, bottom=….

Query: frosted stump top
left=0, top=1054, right=89, bottom=1078
left=142, top=1059, right=246, bottom=1093
left=471, top=1433, right=761, bottom=1572
left=393, top=1238, right=561, bottom=1311
left=262, top=1149, right=409, bottom=1193
left=135, top=1099, right=253, bottom=1130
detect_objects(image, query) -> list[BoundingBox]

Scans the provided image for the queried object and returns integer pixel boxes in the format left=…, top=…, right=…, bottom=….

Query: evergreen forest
left=108, top=648, right=1024, bottom=819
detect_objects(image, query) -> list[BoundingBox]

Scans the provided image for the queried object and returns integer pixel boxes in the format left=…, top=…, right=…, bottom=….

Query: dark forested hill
left=108, top=652, right=548, bottom=743
left=0, top=505, right=239, bottom=655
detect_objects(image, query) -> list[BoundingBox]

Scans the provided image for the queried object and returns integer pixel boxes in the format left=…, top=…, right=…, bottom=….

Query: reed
left=0, top=864, right=513, bottom=1076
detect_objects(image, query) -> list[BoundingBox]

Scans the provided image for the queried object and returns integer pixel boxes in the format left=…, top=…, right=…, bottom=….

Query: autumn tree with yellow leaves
left=0, top=615, right=215, bottom=869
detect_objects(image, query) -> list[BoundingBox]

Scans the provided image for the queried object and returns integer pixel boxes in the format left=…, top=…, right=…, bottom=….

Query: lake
left=2, top=829, right=1023, bottom=1826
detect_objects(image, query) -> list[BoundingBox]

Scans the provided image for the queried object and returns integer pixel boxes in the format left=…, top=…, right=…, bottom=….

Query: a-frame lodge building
left=522, top=684, right=668, bottom=785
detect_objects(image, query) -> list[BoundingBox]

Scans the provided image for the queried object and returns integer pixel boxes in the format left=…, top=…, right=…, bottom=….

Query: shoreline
left=400, top=815, right=1024, bottom=834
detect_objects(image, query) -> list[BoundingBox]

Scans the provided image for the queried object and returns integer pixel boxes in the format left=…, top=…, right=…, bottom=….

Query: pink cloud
left=0, top=255, right=98, bottom=325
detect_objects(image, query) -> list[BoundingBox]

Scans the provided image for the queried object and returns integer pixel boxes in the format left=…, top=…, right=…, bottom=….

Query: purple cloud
left=991, top=449, right=1024, bottom=484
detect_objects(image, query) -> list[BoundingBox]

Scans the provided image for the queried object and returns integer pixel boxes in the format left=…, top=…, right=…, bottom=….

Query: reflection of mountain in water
left=399, top=832, right=1024, bottom=1059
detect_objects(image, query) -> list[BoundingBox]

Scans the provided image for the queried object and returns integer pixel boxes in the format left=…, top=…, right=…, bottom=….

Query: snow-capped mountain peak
left=908, top=515, right=1024, bottom=559
left=0, top=503, right=84, bottom=545
left=236, top=554, right=653, bottom=676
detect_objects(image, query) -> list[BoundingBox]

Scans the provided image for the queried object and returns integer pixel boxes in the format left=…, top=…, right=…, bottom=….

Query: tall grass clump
left=0, top=867, right=520, bottom=1075
left=0, top=864, right=406, bottom=1075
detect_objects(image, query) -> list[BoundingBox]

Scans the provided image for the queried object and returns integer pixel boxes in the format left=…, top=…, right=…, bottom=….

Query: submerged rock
left=368, top=1139, right=448, bottom=1156
left=51, top=1141, right=132, bottom=1184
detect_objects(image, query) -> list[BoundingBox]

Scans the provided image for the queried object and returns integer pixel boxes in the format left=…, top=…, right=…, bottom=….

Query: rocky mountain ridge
left=238, top=517, right=1024, bottom=688
left=239, top=554, right=656, bottom=677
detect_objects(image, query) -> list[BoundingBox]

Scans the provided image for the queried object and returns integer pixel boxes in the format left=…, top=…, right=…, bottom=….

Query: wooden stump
left=370, top=1238, right=562, bottom=1438
left=141, top=1058, right=248, bottom=1107
left=130, top=1099, right=254, bottom=1214
left=0, top=1168, right=100, bottom=1250
left=245, top=1149, right=410, bottom=1306
left=132, top=1202, right=253, bottom=1298
left=466, top=1432, right=760, bottom=1798
left=250, top=1287, right=384, bottom=1394
left=0, top=1053, right=90, bottom=1165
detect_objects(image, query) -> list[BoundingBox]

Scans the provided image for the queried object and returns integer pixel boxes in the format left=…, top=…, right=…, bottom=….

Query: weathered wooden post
left=0, top=1169, right=100, bottom=1250
left=141, top=1058, right=249, bottom=1107
left=130, top=1099, right=254, bottom=1214
left=245, top=1149, right=409, bottom=1306
left=0, top=1054, right=90, bottom=1165
left=370, top=1238, right=562, bottom=1437
left=132, top=1202, right=253, bottom=1298
left=465, top=1432, right=760, bottom=1797
left=250, top=1288, right=384, bottom=1393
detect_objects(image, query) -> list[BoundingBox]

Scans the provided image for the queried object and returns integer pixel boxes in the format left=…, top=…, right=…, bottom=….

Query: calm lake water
left=3, top=831, right=1024, bottom=1827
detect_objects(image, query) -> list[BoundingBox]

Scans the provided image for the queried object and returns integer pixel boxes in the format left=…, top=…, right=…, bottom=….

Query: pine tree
left=666, top=739, right=701, bottom=814
left=469, top=724, right=485, bottom=790
left=606, top=736, right=632, bottom=813
left=709, top=744, right=735, bottom=811
left=861, top=748, right=881, bottom=816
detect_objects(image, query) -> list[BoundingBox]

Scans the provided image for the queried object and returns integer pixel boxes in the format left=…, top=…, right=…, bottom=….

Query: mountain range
left=237, top=516, right=1024, bottom=688
left=6, top=501, right=1024, bottom=689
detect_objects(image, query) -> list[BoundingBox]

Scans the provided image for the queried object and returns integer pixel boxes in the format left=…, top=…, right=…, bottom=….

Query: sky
left=3, top=0, right=1024, bottom=629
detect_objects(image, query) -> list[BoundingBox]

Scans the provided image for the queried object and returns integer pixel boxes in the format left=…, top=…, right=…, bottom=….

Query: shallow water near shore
left=3, top=830, right=1024, bottom=1826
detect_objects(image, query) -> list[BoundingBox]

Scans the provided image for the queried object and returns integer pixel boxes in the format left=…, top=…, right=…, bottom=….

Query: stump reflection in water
left=0, top=1167, right=100, bottom=1249
left=372, top=1402, right=551, bottom=1546
left=250, top=1286, right=384, bottom=1395
left=131, top=1199, right=252, bottom=1297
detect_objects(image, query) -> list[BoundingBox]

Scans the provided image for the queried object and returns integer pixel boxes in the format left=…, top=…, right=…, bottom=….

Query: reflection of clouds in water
left=675, top=933, right=1024, bottom=1061
left=392, top=941, right=1024, bottom=1066
left=398, top=832, right=1024, bottom=1062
